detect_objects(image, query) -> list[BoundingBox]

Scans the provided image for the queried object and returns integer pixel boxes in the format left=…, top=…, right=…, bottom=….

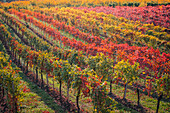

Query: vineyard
left=0, top=0, right=169, bottom=113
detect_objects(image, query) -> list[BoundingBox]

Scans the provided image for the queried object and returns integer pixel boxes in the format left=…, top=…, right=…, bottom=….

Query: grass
left=31, top=68, right=140, bottom=113
left=106, top=82, right=170, bottom=113
left=6, top=14, right=95, bottom=112
left=33, top=69, right=94, bottom=112
left=6, top=13, right=149, bottom=113
left=10, top=14, right=63, bottom=48
left=5, top=13, right=170, bottom=113
left=12, top=13, right=88, bottom=46
left=17, top=71, right=66, bottom=113
left=30, top=15, right=88, bottom=44
left=0, top=35, right=66, bottom=113
left=115, top=103, right=138, bottom=113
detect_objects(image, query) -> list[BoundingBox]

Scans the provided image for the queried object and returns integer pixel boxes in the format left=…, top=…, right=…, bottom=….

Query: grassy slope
left=6, top=13, right=170, bottom=113
left=106, top=82, right=170, bottom=113
left=9, top=14, right=139, bottom=113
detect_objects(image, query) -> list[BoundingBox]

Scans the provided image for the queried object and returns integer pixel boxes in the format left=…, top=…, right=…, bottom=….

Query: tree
left=53, top=59, right=63, bottom=104
left=70, top=65, right=83, bottom=113
left=87, top=53, right=103, bottom=71
left=44, top=53, right=54, bottom=92
left=61, top=60, right=72, bottom=101
left=95, top=53, right=114, bottom=94
left=88, top=73, right=116, bottom=113
left=154, top=73, right=169, bottom=113
left=114, top=60, right=140, bottom=100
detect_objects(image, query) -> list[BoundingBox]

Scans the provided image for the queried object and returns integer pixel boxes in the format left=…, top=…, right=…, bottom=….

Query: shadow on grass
left=115, top=103, right=138, bottom=113
left=18, top=71, right=67, bottom=113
